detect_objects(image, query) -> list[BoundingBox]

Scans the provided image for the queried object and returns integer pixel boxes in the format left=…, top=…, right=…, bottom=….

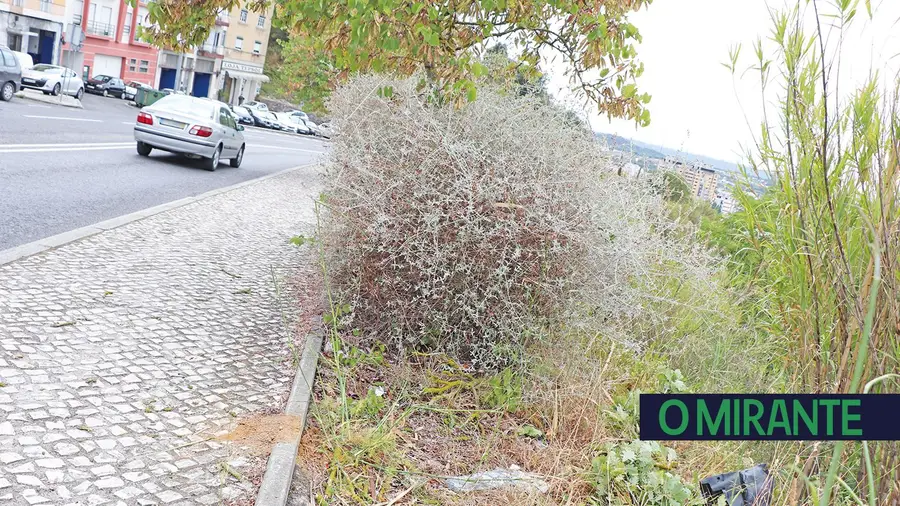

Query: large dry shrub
left=321, top=76, right=717, bottom=368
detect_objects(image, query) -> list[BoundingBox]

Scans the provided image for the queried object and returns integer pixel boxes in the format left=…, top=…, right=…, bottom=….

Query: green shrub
left=589, top=440, right=702, bottom=506
left=321, top=76, right=718, bottom=369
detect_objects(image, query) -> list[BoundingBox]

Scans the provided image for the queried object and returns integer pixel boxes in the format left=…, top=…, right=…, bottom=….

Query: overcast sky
left=546, top=0, right=900, bottom=163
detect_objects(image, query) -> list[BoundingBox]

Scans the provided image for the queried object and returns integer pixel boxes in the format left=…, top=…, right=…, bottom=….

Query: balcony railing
left=199, top=43, right=225, bottom=57
left=85, top=20, right=115, bottom=37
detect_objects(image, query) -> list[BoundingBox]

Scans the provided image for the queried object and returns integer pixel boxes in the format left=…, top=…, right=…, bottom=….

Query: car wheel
left=0, top=82, right=14, bottom=101
left=51, top=83, right=61, bottom=96
left=136, top=142, right=152, bottom=156
left=230, top=145, right=245, bottom=168
left=205, top=145, right=222, bottom=171
left=75, top=88, right=84, bottom=100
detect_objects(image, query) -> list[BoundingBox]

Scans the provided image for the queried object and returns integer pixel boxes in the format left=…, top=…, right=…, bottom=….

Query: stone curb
left=244, top=124, right=325, bottom=141
left=256, top=324, right=324, bottom=506
left=0, top=163, right=314, bottom=266
left=16, top=89, right=84, bottom=109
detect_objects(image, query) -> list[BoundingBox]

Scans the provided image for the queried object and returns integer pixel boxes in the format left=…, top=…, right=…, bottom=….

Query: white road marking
left=23, top=115, right=103, bottom=122
left=250, top=144, right=326, bottom=154
left=122, top=121, right=135, bottom=125
left=0, top=142, right=133, bottom=154
left=1, top=142, right=132, bottom=148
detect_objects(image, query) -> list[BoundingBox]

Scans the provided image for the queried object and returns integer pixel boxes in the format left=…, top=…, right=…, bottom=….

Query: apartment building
left=155, top=10, right=226, bottom=98
left=58, top=0, right=158, bottom=83
left=0, top=0, right=65, bottom=65
left=155, top=3, right=271, bottom=101
left=5, top=0, right=272, bottom=99
left=658, top=156, right=719, bottom=202
left=217, top=3, right=272, bottom=105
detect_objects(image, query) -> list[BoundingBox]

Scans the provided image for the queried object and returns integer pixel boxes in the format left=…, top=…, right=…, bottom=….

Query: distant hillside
left=594, top=132, right=742, bottom=174
left=595, top=133, right=666, bottom=160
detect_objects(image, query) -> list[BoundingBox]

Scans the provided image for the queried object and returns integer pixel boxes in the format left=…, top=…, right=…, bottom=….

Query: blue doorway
left=38, top=32, right=54, bottom=64
left=159, top=68, right=176, bottom=90
left=28, top=31, right=56, bottom=65
left=192, top=72, right=211, bottom=97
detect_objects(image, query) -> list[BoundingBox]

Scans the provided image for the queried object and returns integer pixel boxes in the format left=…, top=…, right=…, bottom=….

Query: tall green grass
left=720, top=1, right=900, bottom=502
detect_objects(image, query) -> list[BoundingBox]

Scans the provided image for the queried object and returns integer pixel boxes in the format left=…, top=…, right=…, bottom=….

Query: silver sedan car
left=133, top=95, right=245, bottom=171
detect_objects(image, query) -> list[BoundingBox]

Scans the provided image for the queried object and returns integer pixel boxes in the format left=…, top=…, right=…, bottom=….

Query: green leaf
left=640, top=108, right=651, bottom=127
left=466, top=86, right=477, bottom=102
left=377, top=85, right=394, bottom=97
left=472, top=62, right=489, bottom=77
left=517, top=425, right=543, bottom=438
left=622, top=83, right=637, bottom=98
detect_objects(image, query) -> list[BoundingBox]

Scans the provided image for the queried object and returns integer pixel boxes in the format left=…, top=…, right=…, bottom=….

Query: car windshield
left=32, top=64, right=62, bottom=74
left=233, top=106, right=250, bottom=115
left=93, top=75, right=112, bottom=82
left=153, top=96, right=216, bottom=119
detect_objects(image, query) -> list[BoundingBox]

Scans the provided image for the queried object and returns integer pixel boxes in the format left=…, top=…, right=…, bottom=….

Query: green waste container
left=135, top=88, right=167, bottom=108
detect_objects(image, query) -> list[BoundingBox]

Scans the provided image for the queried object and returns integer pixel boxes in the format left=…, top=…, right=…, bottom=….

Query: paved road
left=0, top=167, right=318, bottom=506
left=0, top=93, right=327, bottom=251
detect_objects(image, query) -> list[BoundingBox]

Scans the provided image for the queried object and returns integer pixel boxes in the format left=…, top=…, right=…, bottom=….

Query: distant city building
left=620, top=162, right=641, bottom=178
left=715, top=192, right=739, bottom=214
left=658, top=156, right=719, bottom=203
left=1, top=0, right=65, bottom=65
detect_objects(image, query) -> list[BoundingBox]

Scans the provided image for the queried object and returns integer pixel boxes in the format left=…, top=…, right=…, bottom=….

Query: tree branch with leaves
left=138, top=0, right=654, bottom=123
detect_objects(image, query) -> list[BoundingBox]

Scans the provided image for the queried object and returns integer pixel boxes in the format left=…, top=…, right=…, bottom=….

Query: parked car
left=230, top=105, right=254, bottom=125
left=0, top=44, right=21, bottom=102
left=258, top=111, right=285, bottom=130
left=86, top=75, right=127, bottom=98
left=243, top=100, right=268, bottom=112
left=11, top=51, right=33, bottom=70
left=20, top=64, right=84, bottom=98
left=123, top=80, right=151, bottom=101
left=287, top=110, right=309, bottom=122
left=318, top=122, right=335, bottom=139
left=273, top=112, right=311, bottom=134
left=133, top=95, right=245, bottom=171
left=302, top=118, right=321, bottom=136
left=247, top=108, right=275, bottom=129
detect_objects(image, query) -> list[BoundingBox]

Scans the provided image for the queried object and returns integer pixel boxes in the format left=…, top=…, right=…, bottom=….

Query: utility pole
left=173, top=52, right=184, bottom=92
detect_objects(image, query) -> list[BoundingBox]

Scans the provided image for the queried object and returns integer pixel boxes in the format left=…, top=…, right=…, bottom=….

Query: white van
left=12, top=51, right=33, bottom=70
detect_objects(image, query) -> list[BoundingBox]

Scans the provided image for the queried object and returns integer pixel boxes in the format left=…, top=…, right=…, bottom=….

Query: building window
left=257, top=15, right=265, bottom=28
left=40, top=0, right=50, bottom=12
left=253, top=41, right=261, bottom=54
left=8, top=34, right=22, bottom=51
left=128, top=58, right=137, bottom=72
left=239, top=9, right=248, bottom=22
left=139, top=59, right=149, bottom=73
left=234, top=36, right=243, bottom=50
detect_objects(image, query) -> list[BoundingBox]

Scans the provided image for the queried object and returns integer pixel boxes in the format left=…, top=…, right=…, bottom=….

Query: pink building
left=60, top=0, right=158, bottom=85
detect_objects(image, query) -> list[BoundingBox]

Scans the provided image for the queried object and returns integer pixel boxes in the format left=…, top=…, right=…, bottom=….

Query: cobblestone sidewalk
left=0, top=166, right=320, bottom=505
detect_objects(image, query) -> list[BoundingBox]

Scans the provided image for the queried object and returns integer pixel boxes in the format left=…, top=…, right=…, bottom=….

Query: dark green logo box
left=640, top=394, right=900, bottom=441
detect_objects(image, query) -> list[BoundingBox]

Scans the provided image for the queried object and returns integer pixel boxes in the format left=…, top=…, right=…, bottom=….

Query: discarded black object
left=699, top=463, right=773, bottom=506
